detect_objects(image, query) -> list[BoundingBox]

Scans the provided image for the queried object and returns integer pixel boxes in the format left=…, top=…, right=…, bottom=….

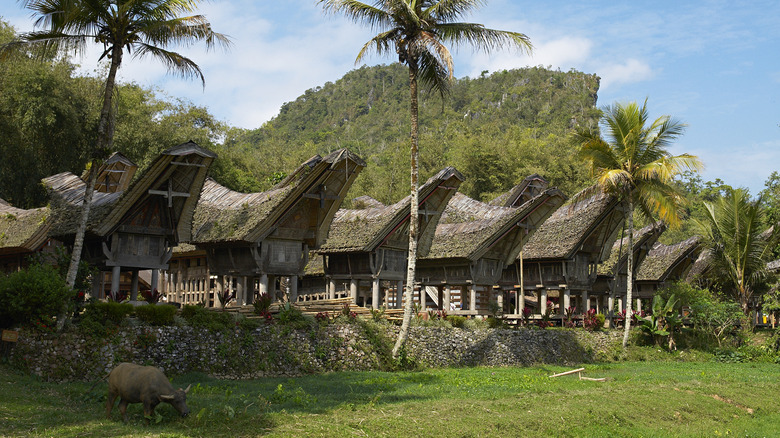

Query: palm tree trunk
left=393, top=63, right=420, bottom=359
left=58, top=50, right=121, bottom=330
left=622, top=197, right=634, bottom=348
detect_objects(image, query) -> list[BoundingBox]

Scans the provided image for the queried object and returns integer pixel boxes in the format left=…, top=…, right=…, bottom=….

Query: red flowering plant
left=140, top=289, right=164, bottom=304
left=253, top=293, right=274, bottom=321
left=107, top=290, right=128, bottom=302
left=563, top=306, right=578, bottom=328
left=521, top=307, right=533, bottom=326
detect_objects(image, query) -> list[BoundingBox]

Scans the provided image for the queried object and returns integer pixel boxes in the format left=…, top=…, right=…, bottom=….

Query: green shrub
left=486, top=316, right=505, bottom=328
left=180, top=305, right=234, bottom=331
left=276, top=303, right=314, bottom=330
left=77, top=301, right=134, bottom=336
left=81, top=301, right=134, bottom=325
left=134, top=304, right=177, bottom=326
left=446, top=315, right=467, bottom=328
left=0, top=264, right=72, bottom=330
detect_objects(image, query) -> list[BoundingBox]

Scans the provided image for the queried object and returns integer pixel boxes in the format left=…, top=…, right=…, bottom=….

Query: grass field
left=1, top=360, right=778, bottom=437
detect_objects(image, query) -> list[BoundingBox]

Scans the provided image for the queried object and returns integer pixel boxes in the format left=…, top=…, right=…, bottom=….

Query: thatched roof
left=319, top=167, right=464, bottom=254
left=489, top=174, right=550, bottom=208
left=597, top=223, right=666, bottom=277
left=304, top=251, right=325, bottom=276
left=637, top=236, right=701, bottom=282
left=44, top=141, right=216, bottom=241
left=0, top=199, right=50, bottom=254
left=192, top=148, right=365, bottom=246
left=521, top=188, right=623, bottom=261
left=686, top=250, right=712, bottom=281
left=424, top=188, right=566, bottom=262
left=92, top=152, right=137, bottom=193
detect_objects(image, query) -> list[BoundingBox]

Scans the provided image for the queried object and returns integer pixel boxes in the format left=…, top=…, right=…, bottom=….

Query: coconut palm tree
left=576, top=99, right=701, bottom=348
left=696, top=189, right=777, bottom=315
left=320, top=0, right=532, bottom=358
left=5, top=0, right=230, bottom=297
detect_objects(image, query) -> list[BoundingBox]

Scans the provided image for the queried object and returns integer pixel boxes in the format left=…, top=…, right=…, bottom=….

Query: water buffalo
left=106, top=362, right=191, bottom=422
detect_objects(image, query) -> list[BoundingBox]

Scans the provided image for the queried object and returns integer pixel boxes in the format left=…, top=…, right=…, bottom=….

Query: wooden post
left=372, top=278, right=380, bottom=309
left=259, top=273, right=269, bottom=298
left=582, top=291, right=589, bottom=312
left=396, top=280, right=404, bottom=309
left=419, top=285, right=426, bottom=310
left=518, top=289, right=526, bottom=315
left=470, top=284, right=477, bottom=312
left=289, top=275, right=298, bottom=304
left=540, top=289, right=548, bottom=317
left=563, top=289, right=571, bottom=313
left=608, top=293, right=615, bottom=327
left=350, top=279, right=358, bottom=305
left=130, top=270, right=139, bottom=301
left=443, top=285, right=451, bottom=310
left=111, top=266, right=121, bottom=297
left=328, top=277, right=336, bottom=300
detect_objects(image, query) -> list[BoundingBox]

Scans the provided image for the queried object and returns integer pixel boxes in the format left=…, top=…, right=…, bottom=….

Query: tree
left=320, top=0, right=531, bottom=358
left=4, top=0, right=230, bottom=304
left=695, top=189, right=777, bottom=315
left=576, top=100, right=701, bottom=348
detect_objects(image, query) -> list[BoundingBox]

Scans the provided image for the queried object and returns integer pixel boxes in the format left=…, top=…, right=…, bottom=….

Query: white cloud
left=597, top=59, right=654, bottom=90
left=689, top=139, right=780, bottom=194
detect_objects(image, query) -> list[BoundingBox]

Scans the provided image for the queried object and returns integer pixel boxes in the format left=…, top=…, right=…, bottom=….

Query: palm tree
left=576, top=100, right=701, bottom=348
left=6, top=0, right=230, bottom=297
left=696, top=189, right=777, bottom=315
left=320, top=0, right=532, bottom=358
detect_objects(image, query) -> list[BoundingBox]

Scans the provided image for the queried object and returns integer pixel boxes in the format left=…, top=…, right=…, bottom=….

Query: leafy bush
left=181, top=305, right=234, bottom=331
left=134, top=304, right=177, bottom=326
left=583, top=309, right=605, bottom=331
left=486, top=316, right=505, bottom=328
left=0, top=264, right=72, bottom=330
left=446, top=315, right=467, bottom=328
left=78, top=301, right=134, bottom=336
left=276, top=303, right=314, bottom=330
left=82, top=301, right=134, bottom=325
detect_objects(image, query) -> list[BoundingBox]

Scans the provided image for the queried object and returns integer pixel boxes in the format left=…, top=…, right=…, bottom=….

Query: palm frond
left=434, top=22, right=531, bottom=54
left=319, top=0, right=394, bottom=30
left=133, top=42, right=205, bottom=86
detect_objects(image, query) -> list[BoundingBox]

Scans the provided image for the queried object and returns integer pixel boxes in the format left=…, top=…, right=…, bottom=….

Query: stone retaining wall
left=8, top=323, right=622, bottom=382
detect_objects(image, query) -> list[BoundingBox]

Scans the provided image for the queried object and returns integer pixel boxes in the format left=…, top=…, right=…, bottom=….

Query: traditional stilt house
left=635, top=236, right=702, bottom=298
left=43, top=141, right=216, bottom=299
left=488, top=174, right=550, bottom=208
left=0, top=199, right=54, bottom=272
left=498, top=189, right=626, bottom=319
left=183, top=149, right=366, bottom=306
left=416, top=187, right=565, bottom=315
left=593, top=223, right=666, bottom=316
left=312, top=167, right=464, bottom=308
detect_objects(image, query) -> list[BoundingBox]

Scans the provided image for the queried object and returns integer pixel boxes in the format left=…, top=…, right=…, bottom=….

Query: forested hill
left=232, top=64, right=601, bottom=204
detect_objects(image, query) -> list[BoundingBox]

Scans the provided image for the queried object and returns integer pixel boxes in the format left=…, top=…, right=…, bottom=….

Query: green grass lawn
left=1, top=360, right=778, bottom=437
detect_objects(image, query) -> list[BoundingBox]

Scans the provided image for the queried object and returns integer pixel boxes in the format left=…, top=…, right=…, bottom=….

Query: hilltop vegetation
left=232, top=63, right=600, bottom=204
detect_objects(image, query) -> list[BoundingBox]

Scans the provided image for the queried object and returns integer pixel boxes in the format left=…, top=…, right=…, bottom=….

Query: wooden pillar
left=151, top=269, right=159, bottom=293
left=350, top=279, right=359, bottom=304
left=608, top=293, right=615, bottom=327
left=289, top=275, right=298, bottom=304
left=470, top=285, right=477, bottom=312
left=582, top=291, right=589, bottom=312
left=91, top=272, right=102, bottom=300
left=328, top=277, right=336, bottom=300
left=539, top=289, right=548, bottom=317
left=636, top=297, right=642, bottom=314
left=215, top=275, right=224, bottom=309
left=396, top=280, right=404, bottom=309
left=419, top=285, right=426, bottom=310
left=563, top=289, right=571, bottom=314
left=518, top=289, right=526, bottom=315
left=372, top=278, right=380, bottom=309
left=111, top=266, right=121, bottom=297
left=444, top=286, right=452, bottom=310
left=130, top=270, right=139, bottom=301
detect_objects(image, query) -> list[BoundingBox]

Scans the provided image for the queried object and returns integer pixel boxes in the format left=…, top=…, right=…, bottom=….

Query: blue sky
left=3, top=0, right=779, bottom=194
